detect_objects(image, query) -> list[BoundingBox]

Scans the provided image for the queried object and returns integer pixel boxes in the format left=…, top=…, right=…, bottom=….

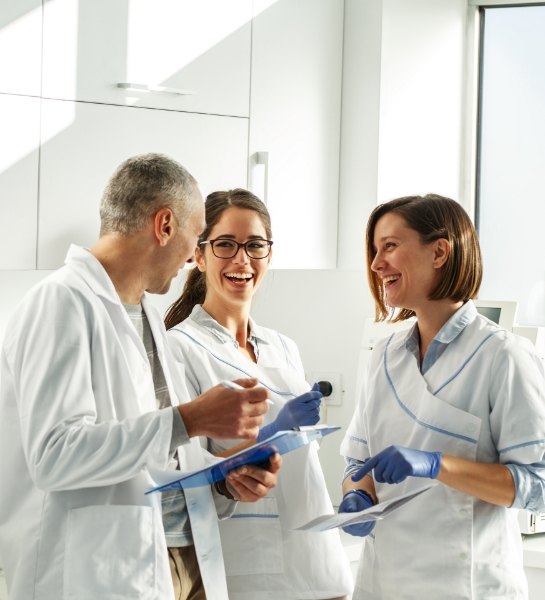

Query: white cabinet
left=0, top=0, right=42, bottom=96
left=37, top=100, right=249, bottom=269
left=0, top=95, right=41, bottom=269
left=41, top=0, right=252, bottom=117
left=249, top=0, right=344, bottom=268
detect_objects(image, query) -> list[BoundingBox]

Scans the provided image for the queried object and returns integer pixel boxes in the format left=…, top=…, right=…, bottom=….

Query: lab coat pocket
left=219, top=496, right=284, bottom=576
left=64, top=505, right=156, bottom=599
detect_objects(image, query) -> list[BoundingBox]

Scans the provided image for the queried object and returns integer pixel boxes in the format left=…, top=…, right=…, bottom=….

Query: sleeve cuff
left=170, top=406, right=190, bottom=455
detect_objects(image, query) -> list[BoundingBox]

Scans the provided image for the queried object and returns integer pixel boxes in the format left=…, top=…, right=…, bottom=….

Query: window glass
left=477, top=6, right=545, bottom=325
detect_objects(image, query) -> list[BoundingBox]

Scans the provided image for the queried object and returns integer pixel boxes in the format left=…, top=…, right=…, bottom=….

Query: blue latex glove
left=338, top=489, right=375, bottom=537
left=352, top=445, right=442, bottom=485
left=257, top=383, right=322, bottom=442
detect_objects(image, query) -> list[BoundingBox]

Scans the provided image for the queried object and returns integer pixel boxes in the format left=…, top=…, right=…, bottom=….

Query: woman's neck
left=415, top=300, right=464, bottom=361
left=201, top=298, right=251, bottom=348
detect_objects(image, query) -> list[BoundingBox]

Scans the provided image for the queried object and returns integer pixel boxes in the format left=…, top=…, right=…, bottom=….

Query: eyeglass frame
left=198, top=237, right=274, bottom=259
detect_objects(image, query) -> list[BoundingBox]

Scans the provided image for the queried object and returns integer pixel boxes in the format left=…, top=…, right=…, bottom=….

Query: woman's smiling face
left=196, top=206, right=271, bottom=308
left=370, top=212, right=443, bottom=313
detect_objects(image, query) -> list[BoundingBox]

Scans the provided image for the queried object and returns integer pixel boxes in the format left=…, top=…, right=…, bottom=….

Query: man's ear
left=433, top=238, right=451, bottom=269
left=154, top=208, right=176, bottom=246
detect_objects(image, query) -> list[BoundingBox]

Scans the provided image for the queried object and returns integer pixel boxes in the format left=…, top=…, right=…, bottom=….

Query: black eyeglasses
left=199, top=238, right=273, bottom=259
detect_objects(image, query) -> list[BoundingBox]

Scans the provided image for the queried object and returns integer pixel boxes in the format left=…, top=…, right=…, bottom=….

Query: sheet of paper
left=294, top=486, right=432, bottom=532
left=146, top=425, right=341, bottom=494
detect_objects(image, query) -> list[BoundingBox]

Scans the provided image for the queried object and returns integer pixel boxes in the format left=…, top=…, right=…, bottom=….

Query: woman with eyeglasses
left=165, top=189, right=353, bottom=600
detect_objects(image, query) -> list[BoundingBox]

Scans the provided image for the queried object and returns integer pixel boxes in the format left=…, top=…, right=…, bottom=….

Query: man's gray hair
left=99, top=153, right=199, bottom=235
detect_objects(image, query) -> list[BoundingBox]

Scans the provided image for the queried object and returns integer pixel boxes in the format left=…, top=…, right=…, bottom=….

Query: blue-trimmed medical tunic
left=341, top=302, right=545, bottom=600
left=168, top=305, right=353, bottom=600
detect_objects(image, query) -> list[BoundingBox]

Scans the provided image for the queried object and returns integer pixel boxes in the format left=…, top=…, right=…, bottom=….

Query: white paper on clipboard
left=295, top=486, right=432, bottom=532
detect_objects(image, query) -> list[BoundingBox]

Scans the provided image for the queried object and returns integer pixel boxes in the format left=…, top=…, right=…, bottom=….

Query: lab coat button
left=459, top=552, right=468, bottom=560
left=465, top=423, right=477, bottom=433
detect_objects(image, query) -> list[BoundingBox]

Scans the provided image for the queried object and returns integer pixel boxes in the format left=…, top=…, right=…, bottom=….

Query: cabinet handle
left=249, top=151, right=270, bottom=205
left=116, top=82, right=196, bottom=96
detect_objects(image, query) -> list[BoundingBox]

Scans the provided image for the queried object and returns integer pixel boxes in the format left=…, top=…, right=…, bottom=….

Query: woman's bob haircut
left=366, top=194, right=482, bottom=321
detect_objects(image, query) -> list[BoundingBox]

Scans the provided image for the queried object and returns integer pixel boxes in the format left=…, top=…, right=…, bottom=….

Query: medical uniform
left=341, top=301, right=545, bottom=599
left=0, top=246, right=229, bottom=600
left=168, top=305, right=353, bottom=600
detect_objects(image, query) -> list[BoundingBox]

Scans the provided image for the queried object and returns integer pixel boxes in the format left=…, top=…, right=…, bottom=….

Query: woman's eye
left=248, top=241, right=266, bottom=249
left=215, top=240, right=236, bottom=249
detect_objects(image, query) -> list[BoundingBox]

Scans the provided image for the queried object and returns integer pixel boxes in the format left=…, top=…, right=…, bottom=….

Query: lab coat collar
left=64, top=244, right=123, bottom=305
left=190, top=304, right=269, bottom=346
left=64, top=245, right=155, bottom=366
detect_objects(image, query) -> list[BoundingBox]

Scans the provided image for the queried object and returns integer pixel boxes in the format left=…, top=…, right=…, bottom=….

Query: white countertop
left=523, top=533, right=545, bottom=569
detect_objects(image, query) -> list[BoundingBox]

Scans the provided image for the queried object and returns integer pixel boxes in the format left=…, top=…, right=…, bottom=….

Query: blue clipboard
left=146, top=425, right=340, bottom=494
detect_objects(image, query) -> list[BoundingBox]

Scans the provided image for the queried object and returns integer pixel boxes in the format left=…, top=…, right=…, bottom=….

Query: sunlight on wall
left=0, top=5, right=42, bottom=96
left=41, top=0, right=79, bottom=97
left=40, top=98, right=77, bottom=149
left=0, top=96, right=40, bottom=174
left=126, top=0, right=254, bottom=87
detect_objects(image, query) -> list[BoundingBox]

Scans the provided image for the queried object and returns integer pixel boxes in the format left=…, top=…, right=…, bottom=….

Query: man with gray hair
left=0, top=153, right=280, bottom=600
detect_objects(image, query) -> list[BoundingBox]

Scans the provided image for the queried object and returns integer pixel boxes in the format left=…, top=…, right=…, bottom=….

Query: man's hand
left=179, top=378, right=269, bottom=440
left=224, top=453, right=282, bottom=502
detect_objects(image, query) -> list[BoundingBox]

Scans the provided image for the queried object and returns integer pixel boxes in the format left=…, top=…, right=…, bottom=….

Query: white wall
left=338, top=0, right=469, bottom=269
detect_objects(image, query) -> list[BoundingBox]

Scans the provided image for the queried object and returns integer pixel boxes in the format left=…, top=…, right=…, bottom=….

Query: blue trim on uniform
left=230, top=514, right=279, bottom=519
left=176, top=330, right=296, bottom=398
left=432, top=331, right=501, bottom=395
left=383, top=334, right=478, bottom=444
left=499, top=438, right=545, bottom=454
left=349, top=435, right=368, bottom=446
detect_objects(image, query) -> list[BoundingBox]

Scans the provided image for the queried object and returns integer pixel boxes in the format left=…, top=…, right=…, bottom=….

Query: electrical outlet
left=309, top=371, right=342, bottom=406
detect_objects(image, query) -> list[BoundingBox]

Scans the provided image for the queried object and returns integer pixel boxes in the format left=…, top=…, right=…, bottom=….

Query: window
left=476, top=5, right=545, bottom=325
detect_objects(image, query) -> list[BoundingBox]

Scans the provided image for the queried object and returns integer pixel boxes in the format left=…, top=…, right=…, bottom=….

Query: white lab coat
left=167, top=306, right=353, bottom=600
left=341, top=305, right=545, bottom=599
left=0, top=246, right=229, bottom=600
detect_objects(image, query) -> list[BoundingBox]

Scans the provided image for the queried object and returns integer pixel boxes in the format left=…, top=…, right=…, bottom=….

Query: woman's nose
left=371, top=252, right=383, bottom=272
left=233, top=245, right=250, bottom=263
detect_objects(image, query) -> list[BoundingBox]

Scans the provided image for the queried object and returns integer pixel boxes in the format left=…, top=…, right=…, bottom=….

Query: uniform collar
left=404, top=300, right=478, bottom=352
left=190, top=304, right=269, bottom=346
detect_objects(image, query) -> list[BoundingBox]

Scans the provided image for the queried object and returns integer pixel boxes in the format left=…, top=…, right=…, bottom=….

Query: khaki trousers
left=168, top=547, right=348, bottom=600
left=168, top=545, right=206, bottom=600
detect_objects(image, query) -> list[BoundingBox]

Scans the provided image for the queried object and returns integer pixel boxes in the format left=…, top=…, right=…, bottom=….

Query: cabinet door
left=41, top=0, right=252, bottom=117
left=0, top=0, right=42, bottom=96
left=38, top=100, right=248, bottom=269
left=250, top=0, right=343, bottom=268
left=0, top=95, right=40, bottom=269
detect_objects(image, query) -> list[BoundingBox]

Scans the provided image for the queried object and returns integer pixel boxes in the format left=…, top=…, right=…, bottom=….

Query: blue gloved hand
left=257, top=383, right=322, bottom=442
left=338, top=489, right=376, bottom=537
left=351, top=445, right=442, bottom=485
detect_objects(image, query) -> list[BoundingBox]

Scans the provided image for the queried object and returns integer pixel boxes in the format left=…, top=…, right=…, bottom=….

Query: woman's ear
left=195, top=246, right=206, bottom=272
left=433, top=238, right=451, bottom=269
